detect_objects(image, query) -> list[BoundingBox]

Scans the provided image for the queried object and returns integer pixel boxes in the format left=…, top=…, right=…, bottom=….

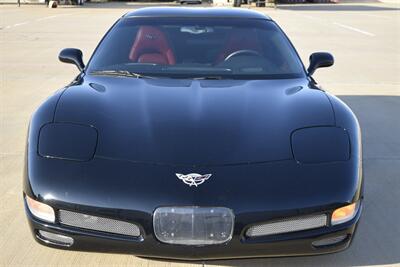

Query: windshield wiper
left=192, top=76, right=223, bottom=80
left=90, top=70, right=156, bottom=79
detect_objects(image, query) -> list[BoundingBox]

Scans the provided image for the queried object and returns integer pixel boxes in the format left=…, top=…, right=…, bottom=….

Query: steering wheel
left=224, top=49, right=261, bottom=62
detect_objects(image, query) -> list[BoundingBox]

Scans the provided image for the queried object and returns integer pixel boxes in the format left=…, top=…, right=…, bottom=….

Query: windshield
left=87, top=17, right=305, bottom=79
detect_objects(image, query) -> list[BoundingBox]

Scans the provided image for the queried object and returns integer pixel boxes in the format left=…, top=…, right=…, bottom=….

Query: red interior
left=215, top=29, right=262, bottom=63
left=129, top=26, right=176, bottom=65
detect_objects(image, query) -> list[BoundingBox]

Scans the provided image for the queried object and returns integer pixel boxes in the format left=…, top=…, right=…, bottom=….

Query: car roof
left=124, top=7, right=271, bottom=20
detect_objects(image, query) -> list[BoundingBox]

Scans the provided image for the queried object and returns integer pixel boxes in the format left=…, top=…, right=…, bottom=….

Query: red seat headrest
left=129, top=26, right=176, bottom=65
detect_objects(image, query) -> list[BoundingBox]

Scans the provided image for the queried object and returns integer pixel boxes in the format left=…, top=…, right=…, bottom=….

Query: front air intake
left=58, top=210, right=140, bottom=237
left=246, top=214, right=327, bottom=237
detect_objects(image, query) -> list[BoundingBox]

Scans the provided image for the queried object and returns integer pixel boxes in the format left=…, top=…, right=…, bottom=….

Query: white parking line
left=287, top=10, right=378, bottom=38
left=333, top=22, right=375, bottom=37
left=2, top=13, right=75, bottom=30
left=36, top=15, right=59, bottom=21
left=13, top=21, right=29, bottom=27
left=36, top=13, right=73, bottom=21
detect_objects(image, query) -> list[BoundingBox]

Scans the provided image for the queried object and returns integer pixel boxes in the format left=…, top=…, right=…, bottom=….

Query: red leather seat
left=129, top=26, right=176, bottom=65
left=215, top=29, right=262, bottom=64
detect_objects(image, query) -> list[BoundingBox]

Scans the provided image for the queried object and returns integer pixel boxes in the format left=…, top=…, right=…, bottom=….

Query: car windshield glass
left=87, top=17, right=305, bottom=79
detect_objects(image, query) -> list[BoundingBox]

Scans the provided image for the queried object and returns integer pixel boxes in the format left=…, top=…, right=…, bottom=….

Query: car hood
left=54, top=76, right=334, bottom=166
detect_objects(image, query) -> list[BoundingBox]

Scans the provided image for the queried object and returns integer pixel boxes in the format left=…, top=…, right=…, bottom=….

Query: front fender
left=24, top=89, right=67, bottom=197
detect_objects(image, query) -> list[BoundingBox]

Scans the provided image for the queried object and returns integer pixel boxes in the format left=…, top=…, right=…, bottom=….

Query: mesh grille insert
left=246, top=214, right=327, bottom=237
left=58, top=210, right=140, bottom=237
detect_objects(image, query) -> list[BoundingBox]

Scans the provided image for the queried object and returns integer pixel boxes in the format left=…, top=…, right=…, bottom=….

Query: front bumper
left=25, top=202, right=362, bottom=260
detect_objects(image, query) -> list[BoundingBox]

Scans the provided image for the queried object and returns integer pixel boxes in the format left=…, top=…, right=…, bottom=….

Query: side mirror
left=307, top=52, right=334, bottom=76
left=58, top=48, right=85, bottom=72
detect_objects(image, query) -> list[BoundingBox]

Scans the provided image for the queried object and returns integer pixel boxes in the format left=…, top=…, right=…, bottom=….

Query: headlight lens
left=25, top=195, right=55, bottom=223
left=331, top=202, right=359, bottom=225
left=291, top=126, right=350, bottom=163
left=38, top=123, right=98, bottom=161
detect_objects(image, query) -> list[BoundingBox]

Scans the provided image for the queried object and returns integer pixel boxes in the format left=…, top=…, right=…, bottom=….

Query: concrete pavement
left=0, top=2, right=399, bottom=266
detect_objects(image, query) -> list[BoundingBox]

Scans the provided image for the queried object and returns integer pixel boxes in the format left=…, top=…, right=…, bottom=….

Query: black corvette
left=24, top=7, right=363, bottom=260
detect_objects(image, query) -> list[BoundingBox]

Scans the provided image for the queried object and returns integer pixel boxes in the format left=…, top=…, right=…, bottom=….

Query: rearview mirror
left=307, top=52, right=334, bottom=76
left=59, top=48, right=85, bottom=72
